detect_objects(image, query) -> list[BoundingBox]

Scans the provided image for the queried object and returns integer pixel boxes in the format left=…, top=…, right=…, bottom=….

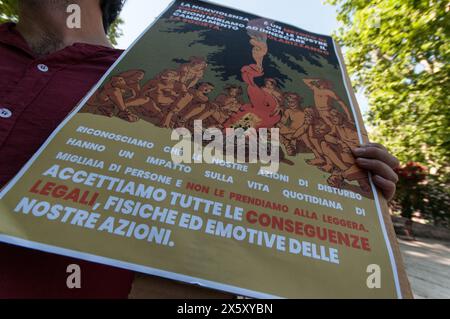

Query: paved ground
left=398, top=238, right=450, bottom=299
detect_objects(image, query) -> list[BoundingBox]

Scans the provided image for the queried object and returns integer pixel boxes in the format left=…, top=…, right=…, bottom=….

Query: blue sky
left=117, top=0, right=340, bottom=48
left=117, top=0, right=369, bottom=114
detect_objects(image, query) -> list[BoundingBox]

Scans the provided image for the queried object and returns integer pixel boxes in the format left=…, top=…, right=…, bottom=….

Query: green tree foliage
left=107, top=18, right=124, bottom=46
left=327, top=0, right=449, bottom=182
left=0, top=0, right=123, bottom=45
left=0, top=0, right=17, bottom=23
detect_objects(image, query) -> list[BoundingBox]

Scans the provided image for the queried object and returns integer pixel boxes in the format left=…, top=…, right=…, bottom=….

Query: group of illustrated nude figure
left=83, top=28, right=370, bottom=195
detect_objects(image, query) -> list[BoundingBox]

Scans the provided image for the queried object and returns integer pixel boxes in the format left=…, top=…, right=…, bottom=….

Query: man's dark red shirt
left=0, top=23, right=134, bottom=298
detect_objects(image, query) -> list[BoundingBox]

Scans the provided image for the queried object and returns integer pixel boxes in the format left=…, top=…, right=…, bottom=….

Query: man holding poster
left=0, top=0, right=408, bottom=299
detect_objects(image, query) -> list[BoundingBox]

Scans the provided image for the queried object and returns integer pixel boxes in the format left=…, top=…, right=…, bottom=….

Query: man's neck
left=16, top=0, right=112, bottom=57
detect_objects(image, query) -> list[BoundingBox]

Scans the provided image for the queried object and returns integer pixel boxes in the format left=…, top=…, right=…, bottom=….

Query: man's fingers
left=356, top=158, right=399, bottom=183
left=352, top=146, right=400, bottom=169
left=357, top=143, right=387, bottom=151
left=372, top=175, right=397, bottom=201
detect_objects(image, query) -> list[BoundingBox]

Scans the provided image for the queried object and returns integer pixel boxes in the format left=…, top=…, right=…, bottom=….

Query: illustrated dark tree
left=164, top=20, right=336, bottom=88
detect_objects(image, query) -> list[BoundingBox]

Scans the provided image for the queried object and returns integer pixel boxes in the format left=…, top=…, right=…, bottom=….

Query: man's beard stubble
left=18, top=0, right=80, bottom=56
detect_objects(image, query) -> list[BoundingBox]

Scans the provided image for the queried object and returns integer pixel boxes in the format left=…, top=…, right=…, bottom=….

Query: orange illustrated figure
left=278, top=93, right=315, bottom=156
left=163, top=57, right=208, bottom=127
left=179, top=57, right=209, bottom=90
left=224, top=67, right=282, bottom=130
left=118, top=69, right=145, bottom=98
left=115, top=70, right=162, bottom=118
left=305, top=112, right=333, bottom=169
left=136, top=69, right=184, bottom=117
left=197, top=85, right=244, bottom=128
left=303, top=78, right=354, bottom=129
left=247, top=18, right=270, bottom=72
left=213, top=85, right=244, bottom=114
left=223, top=31, right=283, bottom=130
left=320, top=109, right=370, bottom=192
left=180, top=82, right=216, bottom=124
left=86, top=70, right=146, bottom=122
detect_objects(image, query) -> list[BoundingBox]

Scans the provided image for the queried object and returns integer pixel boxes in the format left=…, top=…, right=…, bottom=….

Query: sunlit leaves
left=326, top=0, right=449, bottom=181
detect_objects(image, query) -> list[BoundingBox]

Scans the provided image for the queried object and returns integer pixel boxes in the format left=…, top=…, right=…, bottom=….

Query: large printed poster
left=0, top=0, right=403, bottom=298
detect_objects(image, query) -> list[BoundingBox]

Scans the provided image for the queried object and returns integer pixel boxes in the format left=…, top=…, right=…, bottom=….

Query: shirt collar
left=0, top=22, right=33, bottom=56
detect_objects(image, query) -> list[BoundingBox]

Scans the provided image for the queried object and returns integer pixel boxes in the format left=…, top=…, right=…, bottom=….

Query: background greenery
left=327, top=0, right=449, bottom=226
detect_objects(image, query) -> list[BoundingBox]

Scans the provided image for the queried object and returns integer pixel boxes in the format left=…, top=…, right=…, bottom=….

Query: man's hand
left=352, top=143, right=400, bottom=201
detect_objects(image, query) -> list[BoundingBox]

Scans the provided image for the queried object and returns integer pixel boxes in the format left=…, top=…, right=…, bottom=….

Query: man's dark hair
left=100, top=0, right=126, bottom=33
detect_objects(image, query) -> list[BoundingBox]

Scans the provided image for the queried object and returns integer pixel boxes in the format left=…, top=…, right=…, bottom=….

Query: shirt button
left=37, top=64, right=49, bottom=72
left=0, top=108, right=12, bottom=119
